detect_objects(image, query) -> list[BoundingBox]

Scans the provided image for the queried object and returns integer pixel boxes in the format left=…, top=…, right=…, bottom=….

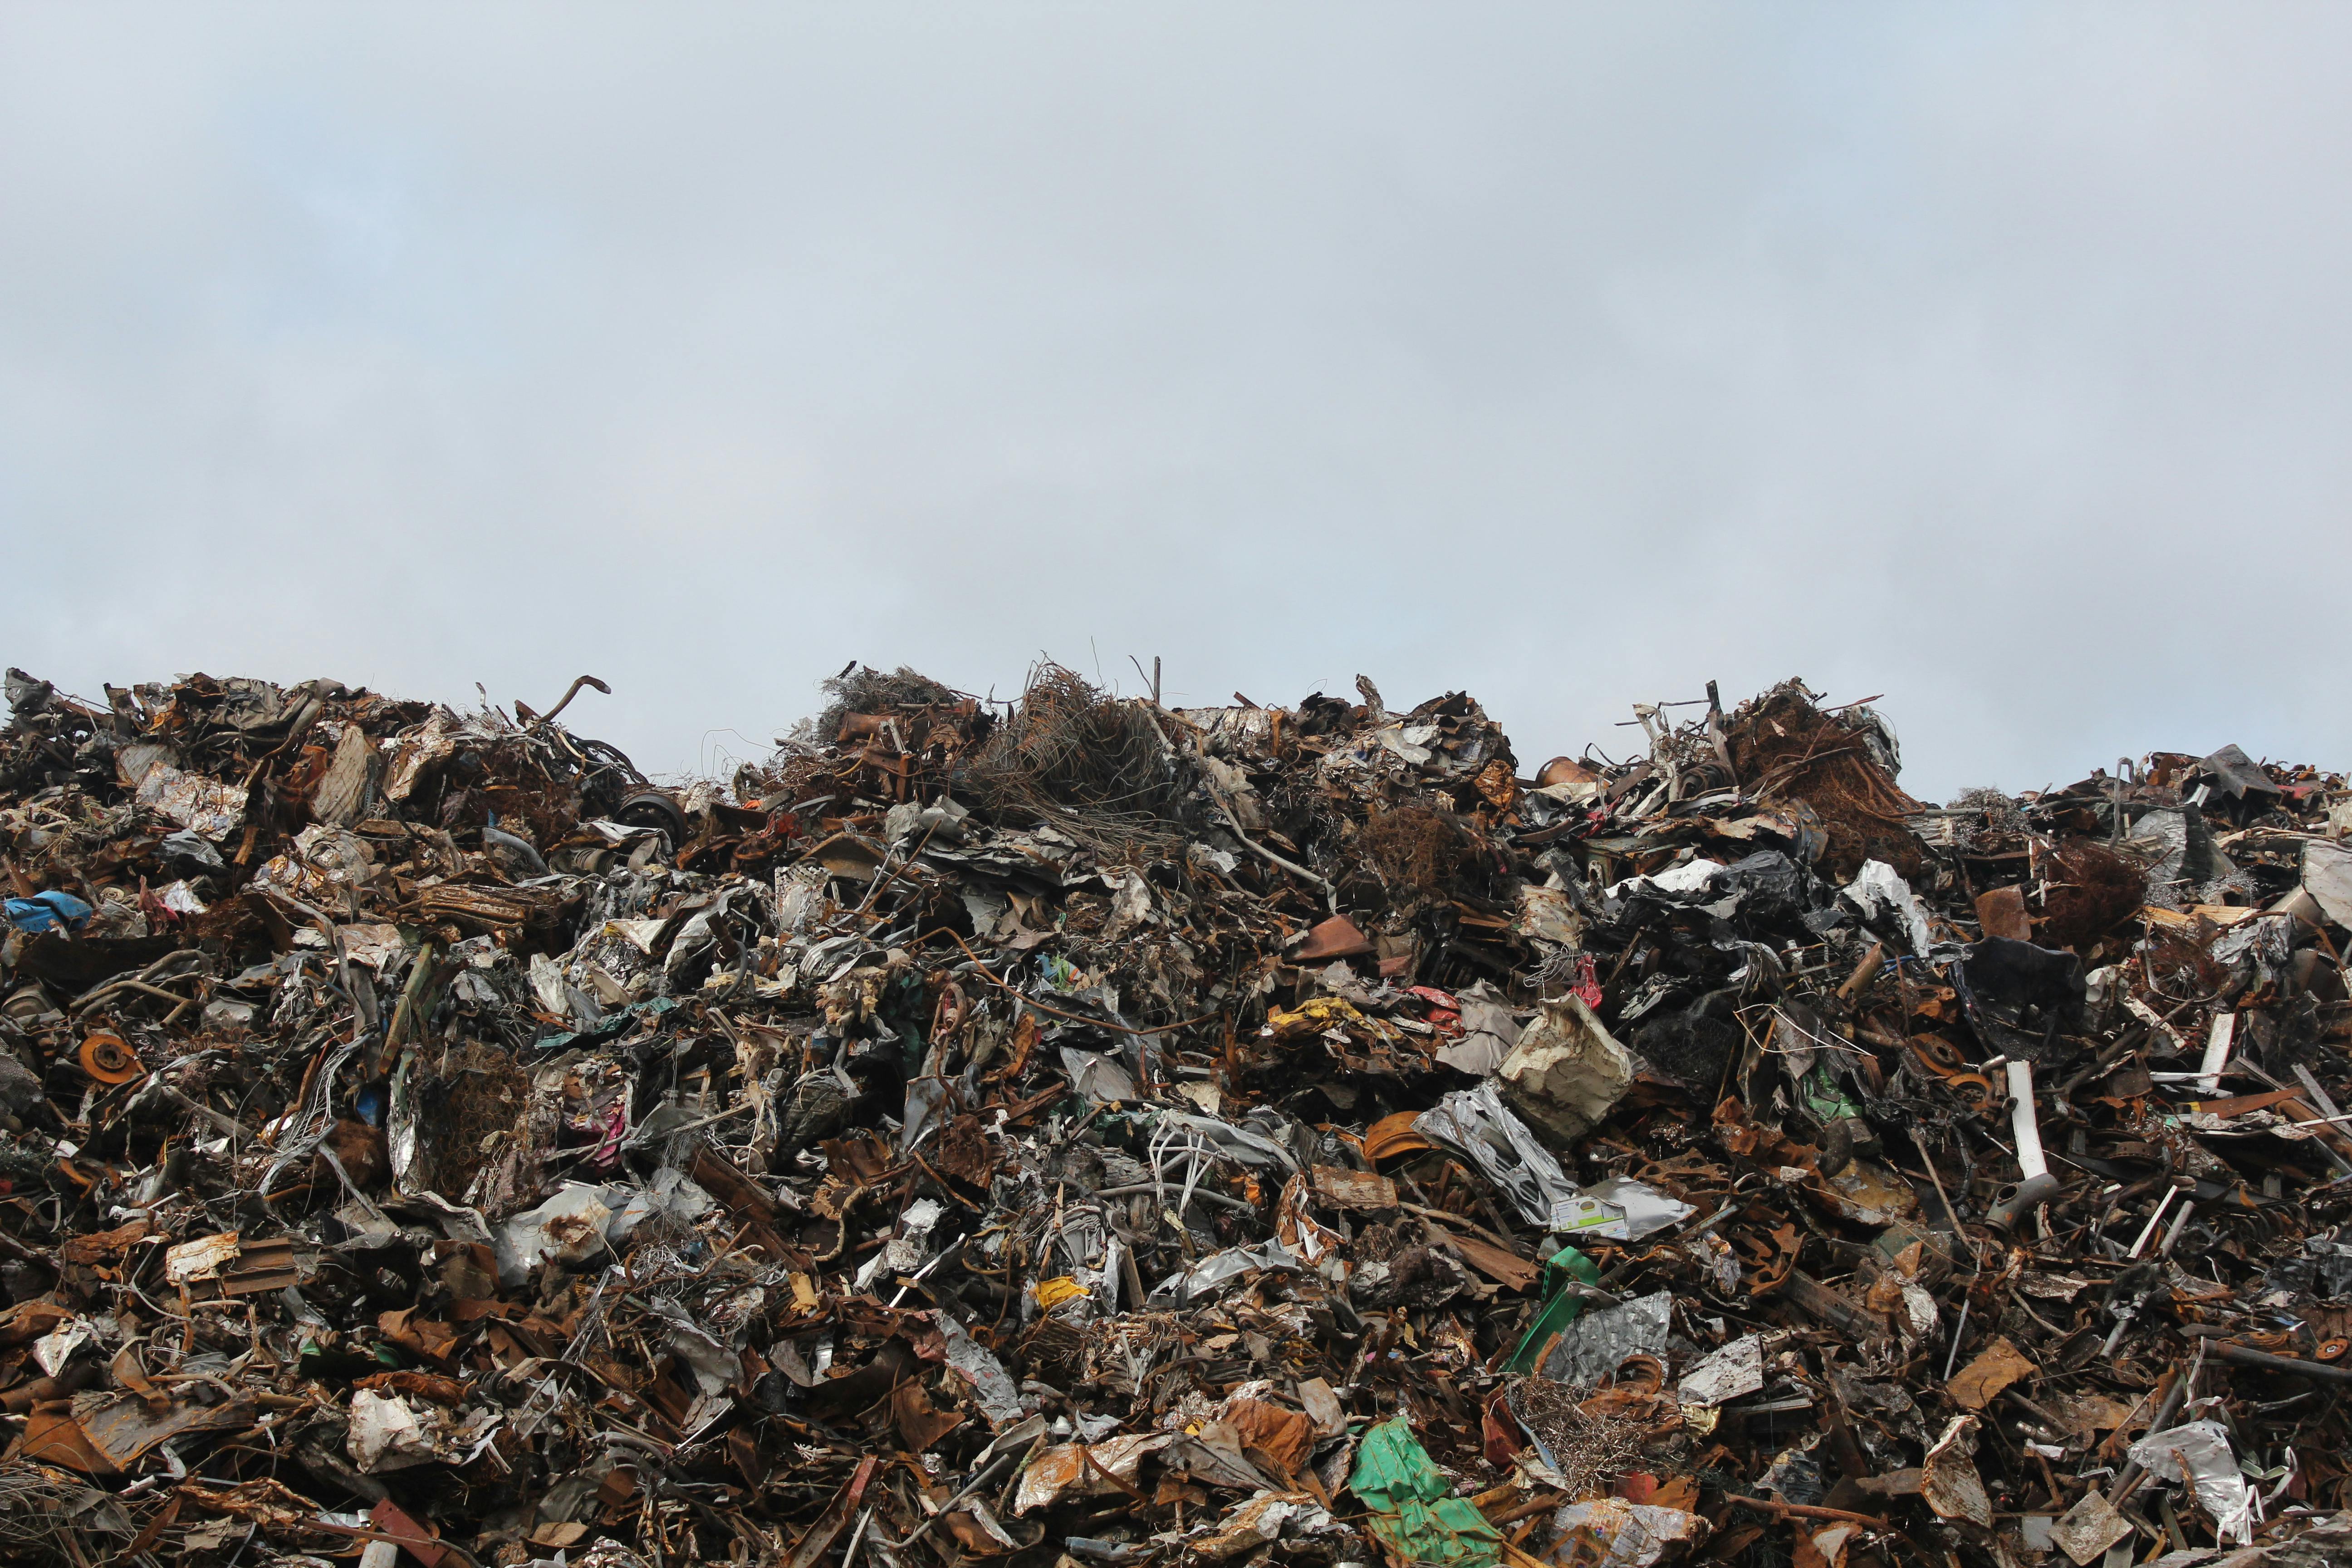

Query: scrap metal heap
left=4, top=662, right=2352, bottom=1568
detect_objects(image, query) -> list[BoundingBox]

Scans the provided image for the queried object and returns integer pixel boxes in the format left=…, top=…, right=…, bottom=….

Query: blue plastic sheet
left=4, top=889, right=93, bottom=934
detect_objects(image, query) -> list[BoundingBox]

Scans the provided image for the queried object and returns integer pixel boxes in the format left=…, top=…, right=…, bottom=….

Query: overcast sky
left=5, top=6, right=2349, bottom=800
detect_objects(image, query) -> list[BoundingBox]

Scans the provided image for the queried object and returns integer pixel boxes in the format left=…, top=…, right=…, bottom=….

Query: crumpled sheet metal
left=1536, top=1290, right=1672, bottom=1388
left=1147, top=1239, right=1299, bottom=1308
left=1186, top=1489, right=1345, bottom=1560
left=1549, top=1497, right=1709, bottom=1568
left=127, top=757, right=245, bottom=839
left=1413, top=1079, right=1581, bottom=1229
left=24, top=1389, right=256, bottom=1476
left=941, top=1313, right=1029, bottom=1429
left=1921, top=1414, right=1994, bottom=1528
left=1675, top=1333, right=1763, bottom=1407
left=2306, top=838, right=2352, bottom=928
left=2130, top=1420, right=2255, bottom=1546
left=1015, top=1430, right=1171, bottom=1514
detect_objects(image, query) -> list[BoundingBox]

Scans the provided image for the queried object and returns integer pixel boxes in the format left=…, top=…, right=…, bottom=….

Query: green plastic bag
left=1503, top=1243, right=1599, bottom=1374
left=1348, top=1417, right=1506, bottom=1567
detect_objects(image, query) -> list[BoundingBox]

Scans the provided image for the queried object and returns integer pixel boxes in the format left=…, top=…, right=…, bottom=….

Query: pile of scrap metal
left=4, top=659, right=2352, bottom=1568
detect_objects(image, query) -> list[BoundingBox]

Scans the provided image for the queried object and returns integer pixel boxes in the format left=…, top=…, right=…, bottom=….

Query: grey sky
left=5, top=6, right=2349, bottom=799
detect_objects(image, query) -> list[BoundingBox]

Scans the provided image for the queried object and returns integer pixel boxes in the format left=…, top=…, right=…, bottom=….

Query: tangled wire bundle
left=1729, top=683, right=1926, bottom=881
left=962, top=665, right=1188, bottom=858
left=1508, top=1378, right=1649, bottom=1500
left=1356, top=803, right=1492, bottom=908
left=0, top=1462, right=133, bottom=1555
left=817, top=665, right=965, bottom=745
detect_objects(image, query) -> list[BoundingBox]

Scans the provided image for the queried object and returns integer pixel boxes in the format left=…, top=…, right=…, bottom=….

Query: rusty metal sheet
left=1974, top=885, right=2032, bottom=941
left=1946, top=1336, right=2035, bottom=1411
left=1309, top=1165, right=1397, bottom=1211
left=80, top=1391, right=255, bottom=1471
left=164, top=1231, right=242, bottom=1285
left=1362, top=1110, right=1435, bottom=1161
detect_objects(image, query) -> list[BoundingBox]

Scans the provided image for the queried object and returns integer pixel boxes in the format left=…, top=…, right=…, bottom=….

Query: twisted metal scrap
left=0, top=1461, right=134, bottom=1551
left=253, top=1033, right=370, bottom=1204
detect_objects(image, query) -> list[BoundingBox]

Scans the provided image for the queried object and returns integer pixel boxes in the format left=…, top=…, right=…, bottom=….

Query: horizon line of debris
left=3, top=658, right=2352, bottom=1568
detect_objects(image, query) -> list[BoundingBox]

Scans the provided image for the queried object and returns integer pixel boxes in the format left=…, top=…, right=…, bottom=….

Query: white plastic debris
left=1843, top=859, right=1937, bottom=955
left=1495, top=994, right=1635, bottom=1146
left=347, top=1390, right=500, bottom=1474
left=1607, top=859, right=1725, bottom=900
left=494, top=1184, right=616, bottom=1285
left=1581, top=1176, right=1698, bottom=1240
